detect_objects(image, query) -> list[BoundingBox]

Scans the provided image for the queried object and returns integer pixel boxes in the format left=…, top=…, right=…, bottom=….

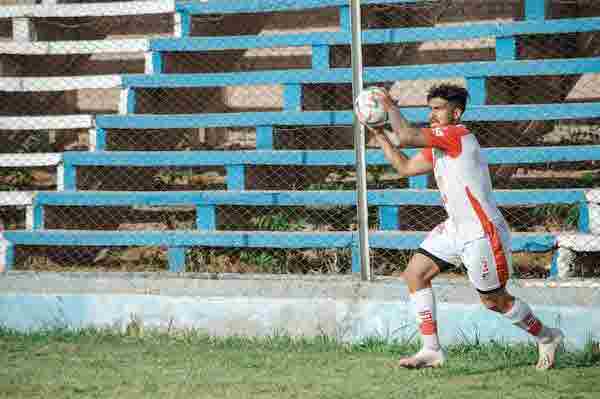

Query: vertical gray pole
left=350, top=0, right=372, bottom=281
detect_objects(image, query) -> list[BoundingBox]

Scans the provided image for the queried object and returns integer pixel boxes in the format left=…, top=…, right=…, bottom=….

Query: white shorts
left=419, top=219, right=513, bottom=292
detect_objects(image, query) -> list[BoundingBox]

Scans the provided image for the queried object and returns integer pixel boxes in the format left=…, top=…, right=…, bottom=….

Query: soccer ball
left=354, top=86, right=388, bottom=127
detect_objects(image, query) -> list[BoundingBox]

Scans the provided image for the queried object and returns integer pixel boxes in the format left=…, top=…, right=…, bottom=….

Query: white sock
left=503, top=298, right=553, bottom=344
left=411, top=288, right=441, bottom=351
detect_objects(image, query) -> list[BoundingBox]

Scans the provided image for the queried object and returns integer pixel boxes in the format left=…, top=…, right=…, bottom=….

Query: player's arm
left=370, top=127, right=432, bottom=178
left=374, top=89, right=468, bottom=156
left=375, top=90, right=429, bottom=148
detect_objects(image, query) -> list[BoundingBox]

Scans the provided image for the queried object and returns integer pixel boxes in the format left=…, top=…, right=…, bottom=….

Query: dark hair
left=426, top=84, right=469, bottom=112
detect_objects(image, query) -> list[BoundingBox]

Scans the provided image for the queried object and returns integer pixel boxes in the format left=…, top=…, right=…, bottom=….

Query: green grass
left=1, top=328, right=599, bottom=399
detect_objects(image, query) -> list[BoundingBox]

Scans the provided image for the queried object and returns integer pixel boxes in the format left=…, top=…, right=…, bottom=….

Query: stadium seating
left=1, top=0, right=599, bottom=277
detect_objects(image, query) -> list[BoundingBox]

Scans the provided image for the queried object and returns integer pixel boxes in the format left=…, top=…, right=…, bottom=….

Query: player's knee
left=402, top=268, right=421, bottom=288
left=404, top=266, right=433, bottom=285
left=405, top=254, right=439, bottom=282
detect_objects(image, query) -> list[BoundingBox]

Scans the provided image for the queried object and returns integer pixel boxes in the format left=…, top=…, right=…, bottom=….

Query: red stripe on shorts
left=466, top=187, right=509, bottom=287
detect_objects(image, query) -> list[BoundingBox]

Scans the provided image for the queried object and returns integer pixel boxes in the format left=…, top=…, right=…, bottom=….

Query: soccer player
left=366, top=84, right=564, bottom=370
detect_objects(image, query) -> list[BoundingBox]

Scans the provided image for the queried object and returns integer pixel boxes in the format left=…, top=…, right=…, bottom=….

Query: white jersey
left=420, top=124, right=506, bottom=241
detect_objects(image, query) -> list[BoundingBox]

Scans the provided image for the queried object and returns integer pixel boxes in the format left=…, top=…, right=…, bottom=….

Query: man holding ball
left=361, top=84, right=563, bottom=370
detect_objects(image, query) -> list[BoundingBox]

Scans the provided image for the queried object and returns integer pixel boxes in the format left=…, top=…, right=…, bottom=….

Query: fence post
left=525, top=0, right=548, bottom=21
left=379, top=206, right=399, bottom=230
left=30, top=204, right=44, bottom=230
left=466, top=77, right=487, bottom=105
left=578, top=202, right=590, bottom=233
left=90, top=128, right=107, bottom=152
left=226, top=165, right=245, bottom=190
left=256, top=126, right=274, bottom=150
left=197, top=205, right=217, bottom=230
left=350, top=0, right=372, bottom=281
left=0, top=242, right=14, bottom=273
left=496, top=37, right=517, bottom=60
left=168, top=247, right=186, bottom=273
left=312, top=45, right=330, bottom=70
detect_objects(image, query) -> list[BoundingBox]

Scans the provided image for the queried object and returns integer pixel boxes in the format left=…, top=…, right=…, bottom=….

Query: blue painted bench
left=58, top=146, right=600, bottom=191
left=176, top=0, right=425, bottom=15
left=2, top=0, right=595, bottom=278
left=173, top=0, right=432, bottom=37
left=0, top=146, right=582, bottom=274
left=126, top=1, right=600, bottom=114
left=94, top=103, right=600, bottom=165
left=124, top=58, right=600, bottom=88
left=1, top=229, right=557, bottom=273
left=173, top=0, right=551, bottom=38
left=152, top=17, right=600, bottom=52
left=119, top=57, right=600, bottom=114
left=25, top=188, right=591, bottom=232
left=98, top=104, right=600, bottom=130
left=149, top=16, right=600, bottom=75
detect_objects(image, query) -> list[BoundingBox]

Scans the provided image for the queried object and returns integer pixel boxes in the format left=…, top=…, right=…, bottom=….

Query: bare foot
left=536, top=328, right=564, bottom=370
left=397, top=348, right=446, bottom=369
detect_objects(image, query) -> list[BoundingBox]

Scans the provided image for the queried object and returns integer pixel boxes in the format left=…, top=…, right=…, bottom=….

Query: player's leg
left=403, top=251, right=441, bottom=293
left=463, top=227, right=564, bottom=370
left=481, top=289, right=564, bottom=370
left=397, top=252, right=445, bottom=368
left=398, top=223, right=459, bottom=369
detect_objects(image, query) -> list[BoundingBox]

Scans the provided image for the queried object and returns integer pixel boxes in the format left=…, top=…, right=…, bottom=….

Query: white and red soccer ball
left=354, top=86, right=388, bottom=127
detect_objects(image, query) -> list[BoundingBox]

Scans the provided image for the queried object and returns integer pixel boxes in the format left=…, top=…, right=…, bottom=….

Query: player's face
left=428, top=97, right=462, bottom=128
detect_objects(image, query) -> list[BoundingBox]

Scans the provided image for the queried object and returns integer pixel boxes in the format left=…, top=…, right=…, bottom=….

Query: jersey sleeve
left=421, top=125, right=469, bottom=158
left=419, top=148, right=433, bottom=164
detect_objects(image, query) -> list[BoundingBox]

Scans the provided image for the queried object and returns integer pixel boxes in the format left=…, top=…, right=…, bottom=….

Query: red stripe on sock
left=418, top=311, right=438, bottom=335
left=524, top=313, right=543, bottom=336
left=420, top=320, right=438, bottom=335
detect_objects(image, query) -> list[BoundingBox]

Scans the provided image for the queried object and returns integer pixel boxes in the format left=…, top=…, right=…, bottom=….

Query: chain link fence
left=0, top=0, right=599, bottom=282
left=363, top=0, right=600, bottom=281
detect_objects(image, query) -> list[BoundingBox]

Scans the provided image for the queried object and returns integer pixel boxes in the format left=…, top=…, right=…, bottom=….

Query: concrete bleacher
left=0, top=186, right=591, bottom=272
left=1, top=0, right=599, bottom=276
left=1, top=1, right=178, bottom=42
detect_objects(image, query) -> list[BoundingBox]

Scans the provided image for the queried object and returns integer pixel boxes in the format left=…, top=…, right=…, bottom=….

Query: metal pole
left=350, top=0, right=372, bottom=281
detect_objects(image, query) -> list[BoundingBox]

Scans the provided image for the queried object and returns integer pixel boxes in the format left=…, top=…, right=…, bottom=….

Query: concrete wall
left=1, top=272, right=599, bottom=348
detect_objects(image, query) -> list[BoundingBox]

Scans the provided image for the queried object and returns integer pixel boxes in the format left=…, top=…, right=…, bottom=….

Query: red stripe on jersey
left=422, top=125, right=469, bottom=158
left=466, top=187, right=510, bottom=286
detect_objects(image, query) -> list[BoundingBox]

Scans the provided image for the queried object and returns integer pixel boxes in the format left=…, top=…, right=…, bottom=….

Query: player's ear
left=453, top=106, right=464, bottom=121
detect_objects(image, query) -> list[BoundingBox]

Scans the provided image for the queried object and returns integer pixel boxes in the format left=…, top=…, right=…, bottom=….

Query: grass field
left=1, top=328, right=599, bottom=399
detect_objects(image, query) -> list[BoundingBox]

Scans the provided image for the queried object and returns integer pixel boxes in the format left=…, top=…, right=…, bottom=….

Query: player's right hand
left=371, top=88, right=395, bottom=111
